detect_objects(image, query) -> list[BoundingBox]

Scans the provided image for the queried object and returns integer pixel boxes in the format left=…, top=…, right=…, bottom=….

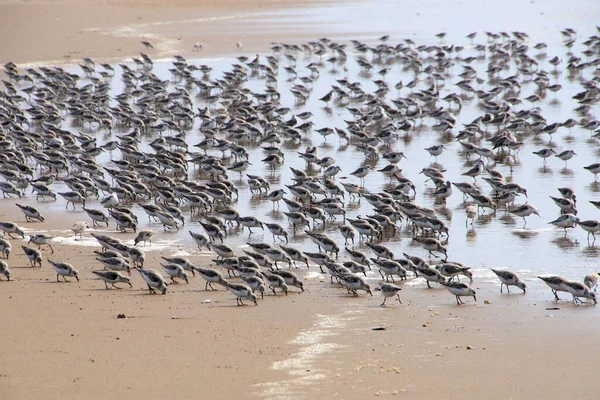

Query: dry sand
left=1, top=1, right=598, bottom=399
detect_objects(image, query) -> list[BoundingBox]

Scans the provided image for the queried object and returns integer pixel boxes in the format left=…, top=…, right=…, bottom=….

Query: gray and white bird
left=58, top=191, right=86, bottom=210
left=584, top=272, right=599, bottom=292
left=161, top=263, right=189, bottom=284
left=28, top=234, right=54, bottom=253
left=240, top=276, right=266, bottom=299
left=340, top=274, right=372, bottom=296
left=538, top=275, right=570, bottom=300
left=92, top=270, right=132, bottom=289
left=71, top=221, right=89, bottom=238
left=83, top=208, right=110, bottom=227
left=491, top=269, right=526, bottom=293
left=0, top=222, right=25, bottom=239
left=564, top=280, right=597, bottom=304
left=194, top=267, right=228, bottom=291
left=417, top=266, right=447, bottom=288
left=263, top=273, right=289, bottom=295
left=379, top=283, right=402, bottom=306
left=21, top=246, right=42, bottom=267
left=548, top=214, right=579, bottom=235
left=96, top=257, right=131, bottom=275
left=136, top=267, right=168, bottom=294
left=265, top=223, right=289, bottom=243
left=48, top=260, right=79, bottom=282
left=237, top=216, right=264, bottom=234
left=189, top=230, right=211, bottom=250
left=127, top=247, right=145, bottom=268
left=225, top=282, right=258, bottom=306
left=16, top=204, right=45, bottom=222
left=0, top=238, right=11, bottom=258
left=271, top=270, right=304, bottom=292
left=441, top=281, right=477, bottom=305
left=0, top=259, right=10, bottom=281
left=134, top=230, right=155, bottom=246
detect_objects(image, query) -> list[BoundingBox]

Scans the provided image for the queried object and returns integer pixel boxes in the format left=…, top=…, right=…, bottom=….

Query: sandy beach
left=1, top=0, right=600, bottom=399
left=0, top=0, right=337, bottom=66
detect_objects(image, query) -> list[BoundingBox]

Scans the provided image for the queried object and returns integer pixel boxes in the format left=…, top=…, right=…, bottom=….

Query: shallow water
left=3, top=0, right=600, bottom=289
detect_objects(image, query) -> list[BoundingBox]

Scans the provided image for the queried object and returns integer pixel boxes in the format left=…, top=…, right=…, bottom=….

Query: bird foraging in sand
left=379, top=283, right=402, bottom=306
left=92, top=270, right=132, bottom=289
left=0, top=260, right=11, bottom=281
left=71, top=221, right=89, bottom=238
left=491, top=269, right=526, bottom=293
left=48, top=260, right=79, bottom=282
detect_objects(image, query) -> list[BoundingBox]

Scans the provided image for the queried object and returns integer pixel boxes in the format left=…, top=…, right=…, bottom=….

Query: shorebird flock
left=1, top=29, right=600, bottom=307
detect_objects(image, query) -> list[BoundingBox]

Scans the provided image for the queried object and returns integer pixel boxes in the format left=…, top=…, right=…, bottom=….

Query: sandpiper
left=379, top=283, right=402, bottom=306
left=538, top=275, right=570, bottom=300
left=264, top=223, right=289, bottom=243
left=584, top=273, right=599, bottom=292
left=263, top=273, right=289, bottom=295
left=240, top=276, right=266, bottom=299
left=199, top=221, right=225, bottom=243
left=21, top=246, right=42, bottom=267
left=189, top=230, right=212, bottom=250
left=71, top=221, right=89, bottom=238
left=283, top=211, right=310, bottom=231
left=0, top=222, right=25, bottom=239
left=271, top=270, right=304, bottom=292
left=48, top=260, right=79, bottom=282
left=237, top=216, right=264, bottom=234
left=461, top=160, right=484, bottom=180
left=264, top=247, right=293, bottom=269
left=134, top=229, right=155, bottom=246
left=127, top=247, right=145, bottom=268
left=350, top=165, right=371, bottom=184
left=136, top=267, right=168, bottom=294
left=160, top=263, right=189, bottom=284
left=28, top=234, right=54, bottom=253
left=279, top=245, right=310, bottom=268
left=16, top=204, right=45, bottom=222
left=577, top=220, right=600, bottom=241
left=83, top=208, right=110, bottom=227
left=0, top=260, right=10, bottom=281
left=194, top=266, right=228, bottom=291
left=548, top=214, right=578, bottom=235
left=371, top=258, right=407, bottom=282
left=92, top=270, right=132, bottom=289
left=425, top=144, right=446, bottom=159
left=266, top=189, right=286, bottom=208
left=338, top=225, right=355, bottom=245
left=417, top=266, right=447, bottom=288
left=436, top=263, right=473, bottom=282
left=96, top=257, right=131, bottom=275
left=564, top=280, right=597, bottom=304
left=212, top=243, right=235, bottom=259
left=491, top=269, right=526, bottom=293
left=441, top=281, right=477, bottom=305
left=413, top=237, right=448, bottom=261
left=160, top=256, right=195, bottom=276
left=0, top=238, right=11, bottom=258
left=365, top=242, right=394, bottom=259
left=533, top=148, right=555, bottom=163
left=584, top=163, right=600, bottom=180
left=509, top=204, right=540, bottom=226
left=59, top=191, right=86, bottom=210
left=0, top=182, right=23, bottom=198
left=340, top=274, right=372, bottom=296
left=225, top=283, right=258, bottom=305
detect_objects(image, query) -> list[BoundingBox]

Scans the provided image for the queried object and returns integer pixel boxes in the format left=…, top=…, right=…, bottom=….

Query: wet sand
left=1, top=0, right=600, bottom=399
left=0, top=0, right=337, bottom=66
left=2, top=233, right=597, bottom=400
